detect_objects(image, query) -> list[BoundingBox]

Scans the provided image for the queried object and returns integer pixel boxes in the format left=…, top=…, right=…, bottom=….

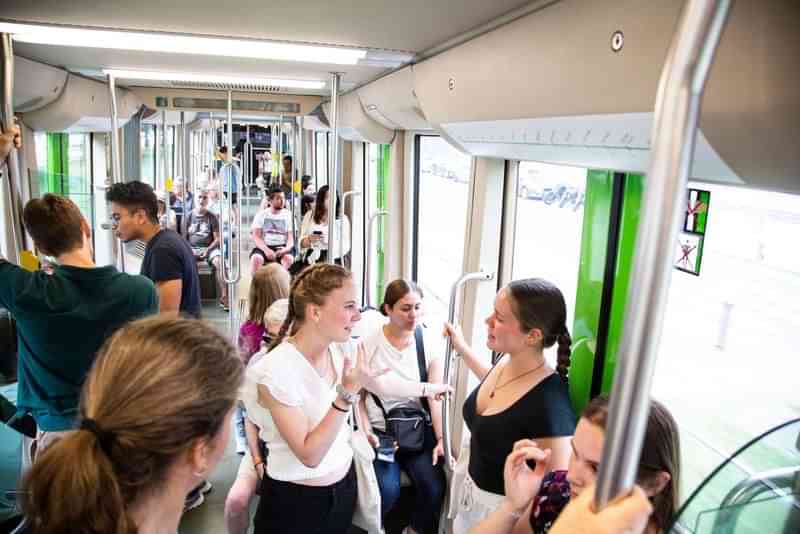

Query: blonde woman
left=21, top=317, right=243, bottom=534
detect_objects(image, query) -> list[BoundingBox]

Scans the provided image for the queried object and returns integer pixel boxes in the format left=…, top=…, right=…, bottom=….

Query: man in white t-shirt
left=250, top=186, right=295, bottom=271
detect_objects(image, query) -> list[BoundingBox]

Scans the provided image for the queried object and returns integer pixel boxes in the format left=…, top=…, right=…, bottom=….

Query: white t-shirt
left=242, top=341, right=354, bottom=482
left=251, top=208, right=292, bottom=247
left=363, top=325, right=439, bottom=432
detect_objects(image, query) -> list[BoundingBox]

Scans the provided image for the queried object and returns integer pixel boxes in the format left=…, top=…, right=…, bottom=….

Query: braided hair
left=506, top=278, right=572, bottom=382
left=268, top=263, right=352, bottom=352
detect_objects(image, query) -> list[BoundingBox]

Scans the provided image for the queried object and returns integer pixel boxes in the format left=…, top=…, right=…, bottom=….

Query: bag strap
left=415, top=326, right=432, bottom=418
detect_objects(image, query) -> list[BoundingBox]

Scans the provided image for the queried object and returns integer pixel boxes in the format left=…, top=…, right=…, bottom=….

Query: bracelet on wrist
left=331, top=400, right=349, bottom=413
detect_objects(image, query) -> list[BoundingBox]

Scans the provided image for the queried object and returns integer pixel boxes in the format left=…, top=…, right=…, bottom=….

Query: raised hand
left=423, top=382, right=454, bottom=401
left=443, top=322, right=468, bottom=355
left=342, top=342, right=389, bottom=394
left=503, top=439, right=552, bottom=513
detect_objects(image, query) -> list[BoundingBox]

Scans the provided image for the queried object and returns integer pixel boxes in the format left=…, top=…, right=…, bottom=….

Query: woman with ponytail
left=443, top=279, right=577, bottom=534
left=21, top=316, right=244, bottom=534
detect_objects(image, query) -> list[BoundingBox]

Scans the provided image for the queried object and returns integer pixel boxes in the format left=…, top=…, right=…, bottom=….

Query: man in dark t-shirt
left=185, top=189, right=229, bottom=310
left=107, top=181, right=201, bottom=318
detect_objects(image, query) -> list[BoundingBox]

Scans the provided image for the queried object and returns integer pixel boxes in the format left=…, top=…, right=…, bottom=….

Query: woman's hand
left=342, top=343, right=389, bottom=394
left=549, top=483, right=652, bottom=534
left=443, top=322, right=469, bottom=355
left=423, top=382, right=454, bottom=401
left=366, top=432, right=380, bottom=449
left=504, top=439, right=552, bottom=513
left=431, top=437, right=455, bottom=468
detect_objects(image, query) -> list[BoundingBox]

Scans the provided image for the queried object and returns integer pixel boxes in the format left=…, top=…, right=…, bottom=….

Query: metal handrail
left=105, top=71, right=125, bottom=272
left=441, top=271, right=494, bottom=464
left=365, top=210, right=388, bottom=308
left=341, top=190, right=361, bottom=266
left=594, top=0, right=732, bottom=510
left=327, top=73, right=342, bottom=264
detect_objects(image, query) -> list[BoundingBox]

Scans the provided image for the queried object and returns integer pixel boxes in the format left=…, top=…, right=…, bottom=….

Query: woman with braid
left=444, top=279, right=576, bottom=534
left=20, top=317, right=244, bottom=534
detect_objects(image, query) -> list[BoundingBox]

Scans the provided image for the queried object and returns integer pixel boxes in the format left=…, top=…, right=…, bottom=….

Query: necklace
left=489, top=360, right=546, bottom=399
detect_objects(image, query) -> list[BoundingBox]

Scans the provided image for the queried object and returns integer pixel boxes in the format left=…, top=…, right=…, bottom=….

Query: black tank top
left=462, top=371, right=576, bottom=495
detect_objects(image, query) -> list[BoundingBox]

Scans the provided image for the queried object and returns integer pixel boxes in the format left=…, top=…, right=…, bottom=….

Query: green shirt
left=0, top=259, right=158, bottom=431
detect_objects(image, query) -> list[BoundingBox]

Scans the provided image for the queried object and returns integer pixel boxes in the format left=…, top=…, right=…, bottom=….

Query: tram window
left=413, top=135, right=471, bottom=327
left=140, top=125, right=156, bottom=187
left=66, top=134, right=92, bottom=218
left=512, top=162, right=586, bottom=365
left=365, top=143, right=389, bottom=304
left=315, top=132, right=329, bottom=187
left=651, top=182, right=800, bottom=519
left=32, top=133, right=93, bottom=220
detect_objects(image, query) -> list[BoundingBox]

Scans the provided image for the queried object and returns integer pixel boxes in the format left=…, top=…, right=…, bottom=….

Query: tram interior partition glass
left=650, top=182, right=800, bottom=529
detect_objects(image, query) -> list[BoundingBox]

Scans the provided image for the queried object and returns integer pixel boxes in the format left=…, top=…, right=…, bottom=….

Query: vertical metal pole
left=441, top=272, right=494, bottom=463
left=222, top=90, right=241, bottom=343
left=106, top=72, right=125, bottom=272
left=0, top=33, right=24, bottom=263
left=327, top=73, right=342, bottom=264
left=366, top=210, right=388, bottom=307
left=594, top=0, right=732, bottom=510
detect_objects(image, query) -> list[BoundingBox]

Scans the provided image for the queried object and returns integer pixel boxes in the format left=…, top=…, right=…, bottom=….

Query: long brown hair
left=269, top=263, right=352, bottom=351
left=247, top=263, right=290, bottom=324
left=22, top=317, right=244, bottom=534
left=582, top=396, right=682, bottom=532
left=506, top=278, right=572, bottom=382
left=312, top=185, right=341, bottom=224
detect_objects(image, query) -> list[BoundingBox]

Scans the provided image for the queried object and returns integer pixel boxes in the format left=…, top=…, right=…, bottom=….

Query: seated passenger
left=225, top=298, right=289, bottom=534
left=242, top=264, right=379, bottom=533
left=0, top=195, right=157, bottom=453
left=250, top=186, right=295, bottom=272
left=296, top=185, right=350, bottom=270
left=184, top=188, right=228, bottom=310
left=156, top=190, right=177, bottom=231
left=359, top=280, right=448, bottom=534
left=171, top=177, right=193, bottom=234
left=21, top=316, right=244, bottom=533
left=470, top=396, right=680, bottom=534
left=443, top=279, right=577, bottom=534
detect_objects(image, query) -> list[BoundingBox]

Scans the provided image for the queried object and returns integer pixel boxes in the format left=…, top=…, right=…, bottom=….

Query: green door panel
left=569, top=169, right=614, bottom=414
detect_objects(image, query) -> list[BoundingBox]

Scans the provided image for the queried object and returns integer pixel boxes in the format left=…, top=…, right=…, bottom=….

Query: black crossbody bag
left=370, top=327, right=432, bottom=453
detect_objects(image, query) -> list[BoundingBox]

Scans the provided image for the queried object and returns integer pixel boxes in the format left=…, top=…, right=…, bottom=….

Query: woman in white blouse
left=298, top=185, right=351, bottom=265
left=244, top=264, right=450, bottom=533
left=244, top=263, right=365, bottom=533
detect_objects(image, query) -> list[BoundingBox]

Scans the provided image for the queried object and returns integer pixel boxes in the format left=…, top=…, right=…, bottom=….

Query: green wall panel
left=376, top=144, right=390, bottom=302
left=569, top=169, right=614, bottom=414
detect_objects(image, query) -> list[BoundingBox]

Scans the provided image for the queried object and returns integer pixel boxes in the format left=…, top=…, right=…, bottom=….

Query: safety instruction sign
left=675, top=188, right=710, bottom=276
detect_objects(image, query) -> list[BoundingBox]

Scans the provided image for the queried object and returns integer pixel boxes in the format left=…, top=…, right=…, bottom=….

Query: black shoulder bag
left=370, top=327, right=432, bottom=453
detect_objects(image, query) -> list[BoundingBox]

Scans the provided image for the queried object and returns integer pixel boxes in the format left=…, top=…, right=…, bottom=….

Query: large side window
left=413, top=135, right=471, bottom=327
left=512, top=161, right=586, bottom=363
left=651, top=183, right=800, bottom=524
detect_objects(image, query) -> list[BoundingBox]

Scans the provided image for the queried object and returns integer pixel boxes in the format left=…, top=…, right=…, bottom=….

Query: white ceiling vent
left=165, top=79, right=285, bottom=93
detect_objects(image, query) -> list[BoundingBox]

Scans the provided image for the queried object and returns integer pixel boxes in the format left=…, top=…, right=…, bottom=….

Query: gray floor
left=178, top=301, right=257, bottom=534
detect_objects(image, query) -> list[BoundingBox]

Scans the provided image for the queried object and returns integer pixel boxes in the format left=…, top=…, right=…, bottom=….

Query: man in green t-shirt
left=0, top=194, right=158, bottom=447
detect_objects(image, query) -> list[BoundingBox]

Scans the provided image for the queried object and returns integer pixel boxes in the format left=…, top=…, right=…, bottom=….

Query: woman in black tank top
left=444, top=279, right=577, bottom=533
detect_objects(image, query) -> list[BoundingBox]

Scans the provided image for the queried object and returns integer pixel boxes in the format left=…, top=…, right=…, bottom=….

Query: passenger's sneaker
left=199, top=480, right=213, bottom=494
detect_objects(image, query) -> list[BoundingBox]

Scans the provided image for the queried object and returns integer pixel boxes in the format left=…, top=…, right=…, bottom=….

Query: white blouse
left=299, top=210, right=351, bottom=260
left=242, top=340, right=354, bottom=482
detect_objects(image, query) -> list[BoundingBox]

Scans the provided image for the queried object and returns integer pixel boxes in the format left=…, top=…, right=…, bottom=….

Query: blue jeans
left=373, top=428, right=445, bottom=534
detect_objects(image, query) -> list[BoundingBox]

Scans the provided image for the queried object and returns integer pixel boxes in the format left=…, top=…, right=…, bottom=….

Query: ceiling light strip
left=103, top=69, right=325, bottom=90
left=0, top=22, right=366, bottom=65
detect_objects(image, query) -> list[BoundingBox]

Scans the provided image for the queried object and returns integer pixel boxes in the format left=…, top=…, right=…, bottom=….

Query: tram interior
left=0, top=1, right=798, bottom=533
